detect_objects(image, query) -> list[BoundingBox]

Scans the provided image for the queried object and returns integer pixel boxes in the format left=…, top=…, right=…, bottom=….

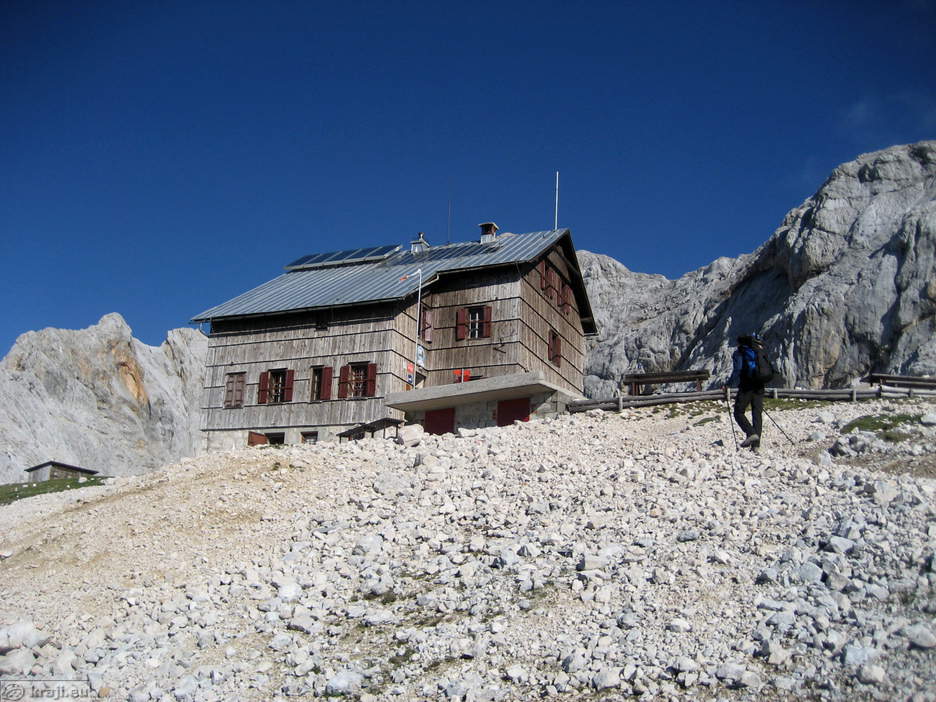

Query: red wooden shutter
left=365, top=363, right=378, bottom=397
left=482, top=305, right=492, bottom=338
left=561, top=283, right=572, bottom=314
left=538, top=260, right=547, bottom=289
left=554, top=334, right=562, bottom=367
left=455, top=307, right=468, bottom=341
left=283, top=370, right=295, bottom=402
left=337, top=365, right=350, bottom=398
left=321, top=367, right=333, bottom=400
left=257, top=371, right=270, bottom=404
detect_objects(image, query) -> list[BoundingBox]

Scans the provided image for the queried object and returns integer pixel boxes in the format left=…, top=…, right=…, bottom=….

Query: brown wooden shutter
left=482, top=305, right=492, bottom=338
left=247, top=431, right=268, bottom=446
left=233, top=373, right=245, bottom=407
left=284, top=369, right=295, bottom=402
left=320, top=366, right=333, bottom=400
left=365, top=363, right=378, bottom=397
left=224, top=375, right=235, bottom=408
left=455, top=307, right=468, bottom=341
left=549, top=331, right=562, bottom=367
left=538, top=260, right=548, bottom=289
left=423, top=307, right=432, bottom=343
left=257, top=371, right=270, bottom=404
left=337, top=365, right=350, bottom=398
left=561, top=282, right=572, bottom=314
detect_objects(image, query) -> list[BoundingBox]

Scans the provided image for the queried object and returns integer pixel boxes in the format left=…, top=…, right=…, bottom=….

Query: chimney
left=479, top=221, right=499, bottom=243
left=410, top=232, right=429, bottom=254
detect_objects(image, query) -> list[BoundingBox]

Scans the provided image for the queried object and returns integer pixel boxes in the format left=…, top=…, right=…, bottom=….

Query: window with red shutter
left=257, top=371, right=270, bottom=404
left=265, top=369, right=288, bottom=403
left=312, top=366, right=333, bottom=401
left=463, top=306, right=482, bottom=339
left=538, top=260, right=548, bottom=290
left=340, top=363, right=373, bottom=398
left=561, top=282, right=572, bottom=315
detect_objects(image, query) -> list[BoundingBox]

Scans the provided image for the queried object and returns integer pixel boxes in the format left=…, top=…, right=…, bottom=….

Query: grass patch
left=362, top=590, right=399, bottom=605
left=692, top=416, right=719, bottom=427
left=0, top=476, right=108, bottom=506
left=389, top=646, right=416, bottom=667
left=763, top=397, right=828, bottom=411
left=664, top=400, right=723, bottom=420
left=840, top=413, right=921, bottom=436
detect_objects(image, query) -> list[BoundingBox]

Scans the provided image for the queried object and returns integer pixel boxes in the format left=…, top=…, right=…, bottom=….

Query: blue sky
left=2, top=1, right=934, bottom=354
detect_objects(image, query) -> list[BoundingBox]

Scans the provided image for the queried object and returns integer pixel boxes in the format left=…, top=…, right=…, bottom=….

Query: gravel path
left=1, top=398, right=934, bottom=701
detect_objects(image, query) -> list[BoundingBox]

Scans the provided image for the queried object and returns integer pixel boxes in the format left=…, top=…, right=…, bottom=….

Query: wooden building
left=24, top=461, right=99, bottom=482
left=191, top=223, right=596, bottom=447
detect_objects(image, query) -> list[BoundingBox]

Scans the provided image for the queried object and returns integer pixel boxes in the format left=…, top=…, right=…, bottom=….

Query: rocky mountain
left=581, top=141, right=936, bottom=398
left=0, top=313, right=206, bottom=484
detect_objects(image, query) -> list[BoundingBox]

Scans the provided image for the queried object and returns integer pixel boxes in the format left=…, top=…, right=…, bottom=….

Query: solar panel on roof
left=284, top=244, right=400, bottom=270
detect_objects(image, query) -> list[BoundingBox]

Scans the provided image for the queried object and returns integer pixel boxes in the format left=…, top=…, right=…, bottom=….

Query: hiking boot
left=740, top=433, right=760, bottom=448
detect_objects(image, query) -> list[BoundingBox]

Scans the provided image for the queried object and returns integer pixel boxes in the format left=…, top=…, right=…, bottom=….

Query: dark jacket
left=727, top=344, right=765, bottom=392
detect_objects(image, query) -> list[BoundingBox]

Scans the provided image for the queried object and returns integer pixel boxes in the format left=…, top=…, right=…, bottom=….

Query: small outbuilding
left=24, top=461, right=99, bottom=482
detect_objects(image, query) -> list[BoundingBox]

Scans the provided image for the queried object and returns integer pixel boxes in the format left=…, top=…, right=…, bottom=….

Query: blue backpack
left=741, top=345, right=775, bottom=384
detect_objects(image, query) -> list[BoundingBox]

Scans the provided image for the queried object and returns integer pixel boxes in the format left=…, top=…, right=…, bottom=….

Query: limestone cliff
left=582, top=141, right=936, bottom=396
left=0, top=314, right=207, bottom=484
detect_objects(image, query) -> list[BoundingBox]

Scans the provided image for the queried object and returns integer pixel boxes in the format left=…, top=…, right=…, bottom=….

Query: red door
left=497, top=398, right=530, bottom=426
left=424, top=407, right=456, bottom=435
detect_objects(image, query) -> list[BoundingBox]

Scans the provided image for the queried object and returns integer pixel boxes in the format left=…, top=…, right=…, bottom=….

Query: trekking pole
left=763, top=408, right=796, bottom=446
left=723, top=386, right=740, bottom=452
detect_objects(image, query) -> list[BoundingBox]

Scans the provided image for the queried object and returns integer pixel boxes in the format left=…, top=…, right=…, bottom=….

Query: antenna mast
left=554, top=171, right=560, bottom=229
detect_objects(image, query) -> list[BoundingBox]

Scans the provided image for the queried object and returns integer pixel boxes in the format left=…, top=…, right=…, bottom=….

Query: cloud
left=836, top=92, right=936, bottom=146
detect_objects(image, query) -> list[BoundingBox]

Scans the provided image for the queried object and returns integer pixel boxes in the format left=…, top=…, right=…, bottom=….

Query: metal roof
left=192, top=229, right=592, bottom=327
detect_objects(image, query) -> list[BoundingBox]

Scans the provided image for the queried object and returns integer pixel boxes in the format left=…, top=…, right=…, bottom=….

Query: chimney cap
left=478, top=222, right=499, bottom=232
left=410, top=231, right=430, bottom=254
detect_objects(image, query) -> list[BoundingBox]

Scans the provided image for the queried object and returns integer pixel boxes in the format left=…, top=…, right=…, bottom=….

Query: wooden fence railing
left=569, top=384, right=936, bottom=413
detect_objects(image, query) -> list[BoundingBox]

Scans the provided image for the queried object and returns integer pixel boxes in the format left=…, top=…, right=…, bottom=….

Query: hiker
left=725, top=333, right=769, bottom=451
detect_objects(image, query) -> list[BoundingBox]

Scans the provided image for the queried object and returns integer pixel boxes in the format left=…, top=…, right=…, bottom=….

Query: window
left=258, top=369, right=294, bottom=404
left=455, top=305, right=492, bottom=340
left=418, top=302, right=432, bottom=342
left=310, top=366, right=333, bottom=401
left=350, top=364, right=368, bottom=397
left=301, top=431, right=319, bottom=444
left=468, top=307, right=484, bottom=339
left=539, top=259, right=568, bottom=308
left=548, top=328, right=562, bottom=367
left=337, top=362, right=377, bottom=398
left=269, top=369, right=288, bottom=403
left=265, top=432, right=285, bottom=445
left=223, top=372, right=246, bottom=408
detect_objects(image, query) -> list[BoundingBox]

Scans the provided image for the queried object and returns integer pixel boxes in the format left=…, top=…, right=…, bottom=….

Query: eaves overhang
left=384, top=372, right=582, bottom=413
